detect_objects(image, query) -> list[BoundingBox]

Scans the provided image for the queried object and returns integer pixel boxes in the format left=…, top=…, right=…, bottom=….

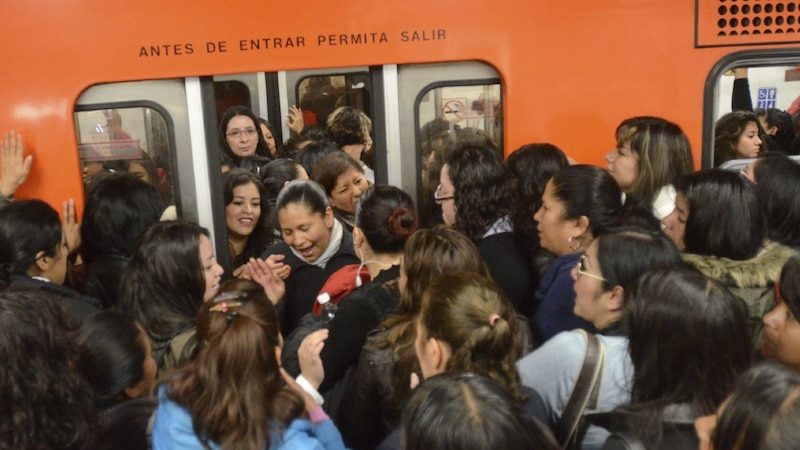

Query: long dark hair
left=78, top=311, right=149, bottom=410
left=0, top=288, right=101, bottom=449
left=678, top=169, right=765, bottom=260
left=223, top=168, right=274, bottom=268
left=621, top=269, right=751, bottom=446
left=712, top=363, right=800, bottom=450
left=118, top=221, right=208, bottom=368
left=753, top=153, right=800, bottom=248
left=164, top=279, right=305, bottom=449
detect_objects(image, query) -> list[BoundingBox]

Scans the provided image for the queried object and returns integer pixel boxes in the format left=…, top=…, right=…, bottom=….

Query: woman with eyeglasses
left=517, top=224, right=682, bottom=449
left=0, top=199, right=100, bottom=320
left=219, top=106, right=274, bottom=170
left=438, top=144, right=538, bottom=317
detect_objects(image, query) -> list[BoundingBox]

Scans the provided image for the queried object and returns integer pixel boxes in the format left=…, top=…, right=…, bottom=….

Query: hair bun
left=387, top=207, right=419, bottom=239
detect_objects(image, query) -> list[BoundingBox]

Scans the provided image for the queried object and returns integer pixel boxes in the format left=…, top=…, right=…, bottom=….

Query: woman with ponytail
left=414, top=272, right=542, bottom=414
left=152, top=279, right=346, bottom=450
left=376, top=272, right=550, bottom=449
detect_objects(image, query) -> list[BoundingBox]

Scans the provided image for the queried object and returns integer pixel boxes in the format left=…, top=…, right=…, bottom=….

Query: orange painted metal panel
left=0, top=0, right=797, bottom=211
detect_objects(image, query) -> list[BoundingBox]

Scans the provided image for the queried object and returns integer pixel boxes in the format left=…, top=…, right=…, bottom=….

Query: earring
left=568, top=236, right=581, bottom=251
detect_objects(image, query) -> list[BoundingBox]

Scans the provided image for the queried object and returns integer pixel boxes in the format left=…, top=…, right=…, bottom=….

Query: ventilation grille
left=697, top=0, right=800, bottom=47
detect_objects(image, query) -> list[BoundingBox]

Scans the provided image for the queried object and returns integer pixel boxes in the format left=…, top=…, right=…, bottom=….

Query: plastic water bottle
left=317, top=293, right=337, bottom=323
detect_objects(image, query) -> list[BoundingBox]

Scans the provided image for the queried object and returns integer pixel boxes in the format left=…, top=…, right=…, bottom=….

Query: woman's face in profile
left=762, top=299, right=800, bottom=371
left=199, top=234, right=224, bottom=302
left=735, top=121, right=762, bottom=159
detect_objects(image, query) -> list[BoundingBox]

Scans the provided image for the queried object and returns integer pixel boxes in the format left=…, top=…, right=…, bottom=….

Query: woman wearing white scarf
left=259, top=180, right=359, bottom=336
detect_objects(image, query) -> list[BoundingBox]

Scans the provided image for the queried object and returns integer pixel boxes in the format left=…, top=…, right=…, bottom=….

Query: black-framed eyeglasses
left=575, top=253, right=607, bottom=282
left=434, top=184, right=454, bottom=204
left=226, top=127, right=258, bottom=138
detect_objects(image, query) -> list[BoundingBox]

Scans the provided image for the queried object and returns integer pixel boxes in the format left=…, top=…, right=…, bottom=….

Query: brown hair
left=615, top=116, right=694, bottom=204
left=418, top=272, right=526, bottom=402
left=376, top=226, right=489, bottom=409
left=163, top=279, right=304, bottom=449
left=310, top=148, right=364, bottom=197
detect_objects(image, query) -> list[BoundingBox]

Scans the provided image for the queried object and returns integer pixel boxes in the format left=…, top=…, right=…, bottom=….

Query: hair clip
left=212, top=291, right=249, bottom=303
left=208, top=299, right=243, bottom=322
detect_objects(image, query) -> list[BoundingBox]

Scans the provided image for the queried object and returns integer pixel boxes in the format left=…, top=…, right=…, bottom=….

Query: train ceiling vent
left=697, top=0, right=800, bottom=47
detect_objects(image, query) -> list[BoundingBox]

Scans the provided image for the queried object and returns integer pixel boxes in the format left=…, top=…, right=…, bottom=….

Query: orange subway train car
left=3, top=0, right=800, bottom=265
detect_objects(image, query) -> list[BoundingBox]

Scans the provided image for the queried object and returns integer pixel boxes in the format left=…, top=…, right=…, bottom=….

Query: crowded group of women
left=2, top=95, right=800, bottom=450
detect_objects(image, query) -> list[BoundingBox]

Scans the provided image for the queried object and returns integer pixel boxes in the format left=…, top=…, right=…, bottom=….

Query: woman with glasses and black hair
left=438, top=144, right=537, bottom=317
left=219, top=106, right=274, bottom=170
left=517, top=224, right=683, bottom=449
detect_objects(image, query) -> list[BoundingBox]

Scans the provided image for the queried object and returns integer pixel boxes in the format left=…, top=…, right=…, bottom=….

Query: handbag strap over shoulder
left=556, top=330, right=606, bottom=448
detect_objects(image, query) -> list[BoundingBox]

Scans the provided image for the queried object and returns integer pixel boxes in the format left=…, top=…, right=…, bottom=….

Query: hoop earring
left=568, top=235, right=581, bottom=251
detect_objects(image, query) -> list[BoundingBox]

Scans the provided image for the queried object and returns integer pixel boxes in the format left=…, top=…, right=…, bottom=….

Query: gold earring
left=568, top=236, right=581, bottom=251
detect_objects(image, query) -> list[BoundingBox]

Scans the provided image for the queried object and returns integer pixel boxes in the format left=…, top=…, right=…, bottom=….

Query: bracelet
left=295, top=374, right=324, bottom=406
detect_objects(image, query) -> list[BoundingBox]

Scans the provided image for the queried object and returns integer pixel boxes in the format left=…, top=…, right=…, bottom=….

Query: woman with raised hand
left=118, top=220, right=224, bottom=375
left=152, top=279, right=346, bottom=450
left=281, top=185, right=418, bottom=403
left=259, top=179, right=359, bottom=336
left=79, top=172, right=162, bottom=308
left=0, top=199, right=100, bottom=319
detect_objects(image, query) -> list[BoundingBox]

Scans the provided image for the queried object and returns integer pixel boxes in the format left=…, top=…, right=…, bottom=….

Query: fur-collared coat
left=682, top=242, right=796, bottom=350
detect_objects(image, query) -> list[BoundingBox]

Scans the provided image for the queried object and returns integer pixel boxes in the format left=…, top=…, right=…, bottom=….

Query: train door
left=396, top=61, right=502, bottom=225
left=74, top=78, right=229, bottom=268
left=704, top=50, right=800, bottom=168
